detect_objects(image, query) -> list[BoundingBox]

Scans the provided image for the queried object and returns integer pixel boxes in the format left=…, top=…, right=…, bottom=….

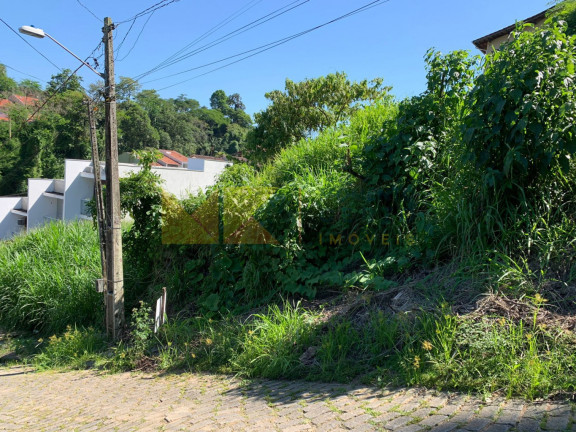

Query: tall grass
left=0, top=221, right=102, bottom=334
left=257, top=99, right=397, bottom=187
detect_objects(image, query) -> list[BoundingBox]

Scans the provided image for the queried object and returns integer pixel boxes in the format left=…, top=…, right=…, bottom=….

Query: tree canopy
left=245, top=72, right=389, bottom=163
left=0, top=72, right=252, bottom=194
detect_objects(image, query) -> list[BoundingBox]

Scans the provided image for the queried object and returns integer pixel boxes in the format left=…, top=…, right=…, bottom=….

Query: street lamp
left=19, top=19, right=124, bottom=340
left=19, top=25, right=104, bottom=78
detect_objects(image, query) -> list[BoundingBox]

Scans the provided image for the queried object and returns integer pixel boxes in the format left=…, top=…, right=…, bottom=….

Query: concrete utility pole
left=103, top=17, right=125, bottom=339
left=86, top=100, right=107, bottom=284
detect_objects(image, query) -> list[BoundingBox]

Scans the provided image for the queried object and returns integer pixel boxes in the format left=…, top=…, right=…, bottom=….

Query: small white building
left=0, top=155, right=231, bottom=240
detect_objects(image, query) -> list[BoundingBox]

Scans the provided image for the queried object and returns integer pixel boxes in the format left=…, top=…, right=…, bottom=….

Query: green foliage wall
left=119, top=18, right=576, bottom=317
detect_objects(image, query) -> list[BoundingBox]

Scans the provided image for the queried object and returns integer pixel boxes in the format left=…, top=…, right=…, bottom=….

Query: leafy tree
left=49, top=91, right=91, bottom=161
left=116, top=76, right=142, bottom=102
left=227, top=93, right=245, bottom=111
left=87, top=80, right=105, bottom=100
left=172, top=94, right=200, bottom=113
left=245, top=72, right=388, bottom=163
left=46, top=69, right=83, bottom=94
left=0, top=65, right=16, bottom=96
left=198, top=107, right=229, bottom=136
left=118, top=101, right=160, bottom=152
left=18, top=79, right=42, bottom=98
left=209, top=90, right=230, bottom=115
left=221, top=123, right=248, bottom=154
left=209, top=89, right=252, bottom=127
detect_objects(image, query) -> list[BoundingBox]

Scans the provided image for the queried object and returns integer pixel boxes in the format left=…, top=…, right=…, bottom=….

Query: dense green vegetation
left=0, top=68, right=252, bottom=195
left=2, top=13, right=576, bottom=400
left=0, top=221, right=101, bottom=334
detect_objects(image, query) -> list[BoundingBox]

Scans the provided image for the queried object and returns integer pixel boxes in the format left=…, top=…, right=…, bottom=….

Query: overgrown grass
left=0, top=221, right=102, bottom=334
left=24, top=297, right=576, bottom=400
left=34, top=326, right=107, bottom=370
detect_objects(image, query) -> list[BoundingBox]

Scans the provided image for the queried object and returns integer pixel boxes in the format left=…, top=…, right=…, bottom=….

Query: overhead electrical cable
left=26, top=41, right=103, bottom=121
left=0, top=18, right=62, bottom=71
left=115, top=17, right=138, bottom=58
left=146, top=0, right=389, bottom=90
left=75, top=0, right=101, bottom=22
left=139, top=0, right=265, bottom=76
left=117, top=0, right=180, bottom=24
left=2, top=64, right=46, bottom=83
left=134, top=0, right=308, bottom=81
left=116, top=11, right=156, bottom=62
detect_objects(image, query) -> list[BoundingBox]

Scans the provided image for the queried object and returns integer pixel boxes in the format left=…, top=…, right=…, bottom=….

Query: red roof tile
left=0, top=99, right=12, bottom=108
left=157, top=156, right=180, bottom=167
left=10, top=94, right=39, bottom=106
left=159, top=149, right=188, bottom=164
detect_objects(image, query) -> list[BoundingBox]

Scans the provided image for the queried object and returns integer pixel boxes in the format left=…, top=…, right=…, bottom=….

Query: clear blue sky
left=2, top=0, right=551, bottom=115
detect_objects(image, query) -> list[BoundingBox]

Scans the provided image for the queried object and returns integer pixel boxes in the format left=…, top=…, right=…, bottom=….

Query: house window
left=81, top=199, right=92, bottom=217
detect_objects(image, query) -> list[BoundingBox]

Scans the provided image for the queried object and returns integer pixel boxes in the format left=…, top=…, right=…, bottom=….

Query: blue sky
left=2, top=0, right=551, bottom=115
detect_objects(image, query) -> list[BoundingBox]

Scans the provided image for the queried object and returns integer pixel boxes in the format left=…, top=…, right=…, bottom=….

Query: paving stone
left=410, top=408, right=435, bottom=419
left=495, top=408, right=522, bottom=426
left=426, top=396, right=450, bottom=408
left=523, top=404, right=549, bottom=419
left=516, top=418, right=542, bottom=432
left=0, top=367, right=570, bottom=432
left=396, top=424, right=426, bottom=432
left=481, top=424, right=511, bottom=432
left=347, top=424, right=377, bottom=432
left=479, top=405, right=501, bottom=420
left=546, top=404, right=572, bottom=418
left=428, top=423, right=460, bottom=432
left=418, top=414, right=449, bottom=427
left=436, top=404, right=461, bottom=416
left=343, top=413, right=373, bottom=429
left=462, top=417, right=492, bottom=431
left=384, top=415, right=414, bottom=430
left=545, top=415, right=570, bottom=431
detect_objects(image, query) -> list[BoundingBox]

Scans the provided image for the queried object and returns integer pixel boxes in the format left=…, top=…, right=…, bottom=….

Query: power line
left=75, top=0, right=101, bottom=23
left=26, top=63, right=84, bottom=122
left=0, top=18, right=62, bottom=71
left=117, top=0, right=180, bottom=25
left=148, top=0, right=390, bottom=90
left=115, top=17, right=138, bottom=58
left=0, top=41, right=103, bottom=190
left=26, top=41, right=103, bottom=122
left=2, top=64, right=46, bottom=83
left=117, top=11, right=156, bottom=62
left=139, top=0, right=265, bottom=77
left=135, top=0, right=308, bottom=81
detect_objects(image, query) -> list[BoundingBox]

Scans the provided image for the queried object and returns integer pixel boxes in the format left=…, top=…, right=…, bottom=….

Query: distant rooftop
left=159, top=149, right=188, bottom=164
left=189, top=154, right=228, bottom=162
left=10, top=94, right=39, bottom=106
left=472, top=8, right=551, bottom=53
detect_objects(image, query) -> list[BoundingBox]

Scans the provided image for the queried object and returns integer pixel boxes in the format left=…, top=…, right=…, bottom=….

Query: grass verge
left=13, top=284, right=576, bottom=401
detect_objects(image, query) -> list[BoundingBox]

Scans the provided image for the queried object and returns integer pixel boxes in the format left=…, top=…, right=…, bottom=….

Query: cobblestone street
left=0, top=366, right=573, bottom=431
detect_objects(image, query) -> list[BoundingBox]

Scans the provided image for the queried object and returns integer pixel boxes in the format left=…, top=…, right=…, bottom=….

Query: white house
left=0, top=155, right=231, bottom=240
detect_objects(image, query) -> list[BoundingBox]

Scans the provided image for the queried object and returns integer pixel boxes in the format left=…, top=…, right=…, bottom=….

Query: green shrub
left=233, top=303, right=317, bottom=378
left=0, top=221, right=102, bottom=334
left=34, top=326, right=107, bottom=370
left=463, top=20, right=576, bottom=194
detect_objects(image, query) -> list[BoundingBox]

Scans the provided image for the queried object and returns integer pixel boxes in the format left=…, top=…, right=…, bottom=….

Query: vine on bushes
left=463, top=20, right=576, bottom=194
